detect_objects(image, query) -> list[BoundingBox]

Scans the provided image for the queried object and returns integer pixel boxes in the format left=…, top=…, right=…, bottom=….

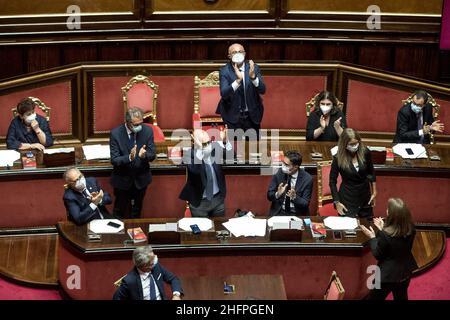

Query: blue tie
left=129, top=132, right=135, bottom=149
left=149, top=274, right=157, bottom=300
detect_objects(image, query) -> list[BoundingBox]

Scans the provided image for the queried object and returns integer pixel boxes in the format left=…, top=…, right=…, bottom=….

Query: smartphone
left=107, top=221, right=121, bottom=228
left=405, top=148, right=414, bottom=155
left=333, top=231, right=343, bottom=240
left=190, top=224, right=201, bottom=235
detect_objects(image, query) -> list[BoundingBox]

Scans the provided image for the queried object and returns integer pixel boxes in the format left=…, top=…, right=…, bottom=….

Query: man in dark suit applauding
left=113, top=245, right=183, bottom=300
left=63, top=167, right=113, bottom=225
left=179, top=127, right=232, bottom=217
left=110, top=107, right=156, bottom=218
left=267, top=151, right=313, bottom=216
left=216, top=43, right=266, bottom=135
left=393, top=90, right=444, bottom=144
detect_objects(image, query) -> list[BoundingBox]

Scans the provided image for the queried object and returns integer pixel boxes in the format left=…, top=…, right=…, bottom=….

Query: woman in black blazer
left=306, top=91, right=346, bottom=141
left=361, top=198, right=418, bottom=300
left=329, top=128, right=377, bottom=219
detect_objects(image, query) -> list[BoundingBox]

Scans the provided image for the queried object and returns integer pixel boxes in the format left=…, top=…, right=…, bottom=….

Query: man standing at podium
left=110, top=107, right=156, bottom=218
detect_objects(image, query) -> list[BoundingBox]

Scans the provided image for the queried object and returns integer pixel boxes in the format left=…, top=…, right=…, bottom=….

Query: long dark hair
left=314, top=91, right=339, bottom=115
left=336, top=128, right=366, bottom=171
left=384, top=198, right=414, bottom=237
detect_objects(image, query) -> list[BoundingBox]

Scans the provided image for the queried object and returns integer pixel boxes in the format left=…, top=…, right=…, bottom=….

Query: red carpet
left=0, top=239, right=449, bottom=300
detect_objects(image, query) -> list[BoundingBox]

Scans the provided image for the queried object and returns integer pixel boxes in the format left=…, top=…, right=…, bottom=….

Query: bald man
left=216, top=43, right=266, bottom=135
left=63, top=167, right=113, bottom=225
left=179, top=128, right=232, bottom=217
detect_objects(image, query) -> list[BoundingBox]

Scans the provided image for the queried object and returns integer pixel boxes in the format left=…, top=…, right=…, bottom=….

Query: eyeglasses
left=230, top=50, right=245, bottom=55
left=68, top=174, right=83, bottom=184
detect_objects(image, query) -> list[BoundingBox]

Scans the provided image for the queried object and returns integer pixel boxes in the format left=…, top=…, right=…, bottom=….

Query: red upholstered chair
left=122, top=75, right=165, bottom=142
left=317, top=160, right=341, bottom=216
left=12, top=96, right=51, bottom=121
left=324, top=271, right=345, bottom=300
left=193, top=71, right=224, bottom=140
left=305, top=93, right=344, bottom=117
left=402, top=92, right=441, bottom=144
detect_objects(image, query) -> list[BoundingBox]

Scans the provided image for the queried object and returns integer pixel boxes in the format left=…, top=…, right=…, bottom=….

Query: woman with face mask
left=329, top=128, right=377, bottom=220
left=360, top=198, right=417, bottom=300
left=306, top=91, right=347, bottom=141
left=6, top=97, right=54, bottom=151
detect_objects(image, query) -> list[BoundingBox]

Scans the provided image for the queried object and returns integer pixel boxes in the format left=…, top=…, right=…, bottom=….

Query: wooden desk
left=180, top=274, right=287, bottom=300
left=57, top=217, right=375, bottom=300
left=1, top=141, right=449, bottom=229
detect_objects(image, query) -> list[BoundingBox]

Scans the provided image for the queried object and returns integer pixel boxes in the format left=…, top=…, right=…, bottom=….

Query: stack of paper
left=149, top=222, right=178, bottom=232
left=323, top=216, right=358, bottom=230
left=82, top=144, right=110, bottom=160
left=393, top=143, right=427, bottom=159
left=222, top=214, right=267, bottom=237
left=178, top=218, right=213, bottom=231
left=44, top=147, right=74, bottom=154
left=267, top=216, right=303, bottom=229
left=0, top=150, right=20, bottom=167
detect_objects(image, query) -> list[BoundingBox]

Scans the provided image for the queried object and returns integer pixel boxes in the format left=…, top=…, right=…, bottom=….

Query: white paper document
left=44, top=147, right=75, bottom=155
left=178, top=217, right=213, bottom=231
left=0, top=150, right=20, bottom=167
left=267, top=216, right=302, bottom=228
left=88, top=219, right=124, bottom=234
left=82, top=144, right=111, bottom=160
left=222, top=215, right=267, bottom=237
left=392, top=143, right=427, bottom=159
left=330, top=145, right=338, bottom=156
left=149, top=223, right=178, bottom=232
left=323, top=216, right=358, bottom=230
left=367, top=146, right=386, bottom=152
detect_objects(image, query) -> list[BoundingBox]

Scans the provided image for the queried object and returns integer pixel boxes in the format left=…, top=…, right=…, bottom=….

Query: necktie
left=149, top=274, right=157, bottom=300
left=284, top=175, right=292, bottom=213
left=205, top=163, right=214, bottom=201
left=129, top=132, right=135, bottom=149
left=417, top=114, right=424, bottom=144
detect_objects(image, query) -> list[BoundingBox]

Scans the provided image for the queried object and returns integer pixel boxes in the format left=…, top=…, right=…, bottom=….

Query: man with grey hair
left=63, top=167, right=113, bottom=225
left=113, top=245, right=183, bottom=300
left=110, top=107, right=156, bottom=218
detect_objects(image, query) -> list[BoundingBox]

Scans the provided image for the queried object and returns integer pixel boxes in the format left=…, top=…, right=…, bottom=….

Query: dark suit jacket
left=267, top=168, right=313, bottom=216
left=113, top=265, right=183, bottom=300
left=179, top=145, right=226, bottom=207
left=306, top=109, right=347, bottom=142
left=369, top=228, right=418, bottom=283
left=63, top=177, right=112, bottom=225
left=329, top=148, right=376, bottom=215
left=216, top=61, right=266, bottom=125
left=110, top=124, right=156, bottom=190
left=6, top=114, right=54, bottom=150
left=393, top=102, right=434, bottom=144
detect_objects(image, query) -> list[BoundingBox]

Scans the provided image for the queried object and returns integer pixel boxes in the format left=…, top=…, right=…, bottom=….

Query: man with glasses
left=393, top=90, right=444, bottom=144
left=63, top=167, right=113, bottom=225
left=113, top=245, right=183, bottom=300
left=110, top=107, right=156, bottom=218
left=267, top=151, right=313, bottom=216
left=216, top=43, right=266, bottom=136
left=179, top=128, right=232, bottom=217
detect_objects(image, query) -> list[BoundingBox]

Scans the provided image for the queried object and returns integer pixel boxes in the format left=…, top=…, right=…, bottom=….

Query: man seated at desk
left=267, top=151, right=313, bottom=216
left=113, top=245, right=183, bottom=300
left=179, top=127, right=232, bottom=217
left=6, top=97, right=54, bottom=151
left=63, top=167, right=113, bottom=225
left=393, top=90, right=444, bottom=144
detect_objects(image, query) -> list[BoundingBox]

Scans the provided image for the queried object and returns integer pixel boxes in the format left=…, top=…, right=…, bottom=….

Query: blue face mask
left=411, top=103, right=422, bottom=114
left=131, top=124, right=142, bottom=133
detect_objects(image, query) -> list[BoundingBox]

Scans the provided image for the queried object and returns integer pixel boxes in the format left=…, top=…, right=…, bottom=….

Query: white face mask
left=75, top=176, right=86, bottom=191
left=320, top=105, right=332, bottom=115
left=202, top=144, right=212, bottom=157
left=24, top=113, right=36, bottom=124
left=346, top=143, right=359, bottom=153
left=131, top=124, right=142, bottom=133
left=411, top=103, right=422, bottom=114
left=231, top=52, right=245, bottom=65
left=281, top=164, right=291, bottom=175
